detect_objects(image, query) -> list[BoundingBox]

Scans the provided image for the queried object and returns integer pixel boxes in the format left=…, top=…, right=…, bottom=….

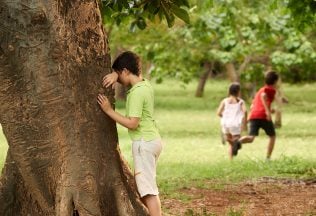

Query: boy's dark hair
left=112, top=51, right=141, bottom=76
left=265, top=71, right=279, bottom=85
left=228, top=82, right=240, bottom=97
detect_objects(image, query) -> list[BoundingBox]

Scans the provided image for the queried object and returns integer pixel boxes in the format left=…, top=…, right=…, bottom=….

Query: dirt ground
left=161, top=177, right=316, bottom=216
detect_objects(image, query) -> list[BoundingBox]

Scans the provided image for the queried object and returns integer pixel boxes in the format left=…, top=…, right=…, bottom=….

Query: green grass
left=117, top=79, right=316, bottom=194
left=1, top=79, right=316, bottom=196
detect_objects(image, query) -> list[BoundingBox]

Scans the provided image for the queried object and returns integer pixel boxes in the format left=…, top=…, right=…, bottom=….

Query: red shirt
left=249, top=85, right=276, bottom=120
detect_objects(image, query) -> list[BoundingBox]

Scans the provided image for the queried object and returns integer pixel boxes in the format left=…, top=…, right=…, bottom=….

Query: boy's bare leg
left=228, top=144, right=233, bottom=160
left=225, top=134, right=233, bottom=160
left=225, top=134, right=233, bottom=145
left=239, top=135, right=255, bottom=144
left=230, top=135, right=240, bottom=160
left=232, top=135, right=255, bottom=156
left=142, top=195, right=161, bottom=216
left=267, top=135, right=276, bottom=159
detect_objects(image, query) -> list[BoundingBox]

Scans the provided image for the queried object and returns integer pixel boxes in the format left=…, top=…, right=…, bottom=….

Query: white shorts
left=132, top=139, right=162, bottom=197
left=222, top=125, right=241, bottom=136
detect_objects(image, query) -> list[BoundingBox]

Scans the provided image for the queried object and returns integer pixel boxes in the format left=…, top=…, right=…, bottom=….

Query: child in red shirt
left=233, top=71, right=279, bottom=160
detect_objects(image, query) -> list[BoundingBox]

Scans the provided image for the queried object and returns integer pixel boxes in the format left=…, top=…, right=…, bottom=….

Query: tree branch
left=236, top=56, right=251, bottom=77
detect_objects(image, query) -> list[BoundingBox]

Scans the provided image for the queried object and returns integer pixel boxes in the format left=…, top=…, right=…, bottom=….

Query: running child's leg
left=261, top=120, right=276, bottom=160
left=266, top=135, right=276, bottom=159
left=225, top=133, right=233, bottom=145
left=232, top=119, right=259, bottom=156
left=230, top=135, right=240, bottom=159
left=225, top=134, right=233, bottom=159
left=239, top=135, right=255, bottom=144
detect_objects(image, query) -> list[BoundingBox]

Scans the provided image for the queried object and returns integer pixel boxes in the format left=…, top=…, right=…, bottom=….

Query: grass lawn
left=117, top=79, right=316, bottom=194
left=1, top=79, right=315, bottom=196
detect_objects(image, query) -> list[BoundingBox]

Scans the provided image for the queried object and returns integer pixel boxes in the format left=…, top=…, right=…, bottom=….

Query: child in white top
left=217, top=83, right=247, bottom=159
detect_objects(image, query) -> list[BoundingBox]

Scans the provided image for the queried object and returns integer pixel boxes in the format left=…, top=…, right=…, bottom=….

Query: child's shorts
left=132, top=139, right=162, bottom=198
left=222, top=125, right=241, bottom=136
left=248, top=119, right=276, bottom=136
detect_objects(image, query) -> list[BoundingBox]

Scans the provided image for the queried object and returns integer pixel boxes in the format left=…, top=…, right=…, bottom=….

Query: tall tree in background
left=107, top=0, right=316, bottom=98
left=0, top=0, right=189, bottom=215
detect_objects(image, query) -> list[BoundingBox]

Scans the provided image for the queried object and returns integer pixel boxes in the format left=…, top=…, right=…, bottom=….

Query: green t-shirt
left=126, top=79, right=160, bottom=141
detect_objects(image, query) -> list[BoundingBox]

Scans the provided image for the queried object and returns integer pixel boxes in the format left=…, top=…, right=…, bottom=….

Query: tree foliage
left=287, top=0, right=316, bottom=29
left=105, top=0, right=316, bottom=84
left=101, top=0, right=190, bottom=29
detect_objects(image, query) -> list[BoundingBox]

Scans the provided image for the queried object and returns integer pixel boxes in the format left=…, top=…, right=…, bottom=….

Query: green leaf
left=101, top=5, right=113, bottom=20
left=145, top=2, right=161, bottom=14
left=170, top=4, right=190, bottom=24
left=161, top=2, right=175, bottom=27
left=129, top=21, right=137, bottom=32
left=115, top=17, right=122, bottom=25
left=136, top=18, right=147, bottom=30
left=166, top=14, right=175, bottom=27
left=147, top=51, right=155, bottom=60
left=173, top=0, right=190, bottom=8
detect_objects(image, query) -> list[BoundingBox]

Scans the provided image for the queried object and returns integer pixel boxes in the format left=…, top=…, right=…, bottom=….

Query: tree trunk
left=237, top=56, right=251, bottom=78
left=0, top=1, right=148, bottom=215
left=195, top=62, right=213, bottom=97
left=224, top=62, right=238, bottom=82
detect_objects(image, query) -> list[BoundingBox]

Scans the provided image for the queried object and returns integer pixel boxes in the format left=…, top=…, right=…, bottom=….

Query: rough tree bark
left=0, top=1, right=148, bottom=215
left=224, top=57, right=251, bottom=83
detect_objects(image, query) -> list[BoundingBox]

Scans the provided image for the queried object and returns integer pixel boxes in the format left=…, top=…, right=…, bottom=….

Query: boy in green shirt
left=97, top=51, right=162, bottom=216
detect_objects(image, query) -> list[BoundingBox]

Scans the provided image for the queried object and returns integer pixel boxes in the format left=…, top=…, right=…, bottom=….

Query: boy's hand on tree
left=97, top=94, right=112, bottom=113
left=103, top=72, right=118, bottom=89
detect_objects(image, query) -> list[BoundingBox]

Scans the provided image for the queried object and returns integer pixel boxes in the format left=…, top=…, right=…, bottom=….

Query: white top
left=221, top=98, right=245, bottom=128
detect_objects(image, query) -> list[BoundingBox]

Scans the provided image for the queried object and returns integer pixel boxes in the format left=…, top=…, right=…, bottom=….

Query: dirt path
left=161, top=178, right=316, bottom=216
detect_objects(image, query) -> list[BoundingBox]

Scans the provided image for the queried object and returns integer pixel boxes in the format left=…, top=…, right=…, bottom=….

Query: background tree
left=107, top=0, right=316, bottom=98
left=105, top=0, right=315, bottom=130
left=0, top=0, right=189, bottom=215
left=286, top=0, right=316, bottom=29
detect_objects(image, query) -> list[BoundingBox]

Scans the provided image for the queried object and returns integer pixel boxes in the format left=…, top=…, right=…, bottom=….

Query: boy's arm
left=97, top=94, right=140, bottom=130
left=216, top=100, right=225, bottom=117
left=103, top=72, right=119, bottom=88
left=105, top=109, right=140, bottom=130
left=247, top=103, right=253, bottom=121
left=260, top=92, right=272, bottom=121
left=241, top=101, right=247, bottom=114
left=241, top=101, right=248, bottom=131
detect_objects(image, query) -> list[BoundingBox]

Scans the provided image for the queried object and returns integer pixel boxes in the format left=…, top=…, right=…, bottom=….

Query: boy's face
left=117, top=69, right=129, bottom=86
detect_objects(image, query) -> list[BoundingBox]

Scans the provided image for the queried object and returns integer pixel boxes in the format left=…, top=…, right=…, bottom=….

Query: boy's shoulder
left=129, top=80, right=150, bottom=91
left=257, top=85, right=276, bottom=93
left=263, top=85, right=276, bottom=94
left=262, top=84, right=276, bottom=90
left=128, top=81, right=153, bottom=98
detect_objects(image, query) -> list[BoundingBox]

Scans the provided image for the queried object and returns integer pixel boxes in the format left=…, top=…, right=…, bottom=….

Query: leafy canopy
left=104, top=0, right=316, bottom=83
left=286, top=0, right=316, bottom=29
left=101, top=0, right=190, bottom=29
